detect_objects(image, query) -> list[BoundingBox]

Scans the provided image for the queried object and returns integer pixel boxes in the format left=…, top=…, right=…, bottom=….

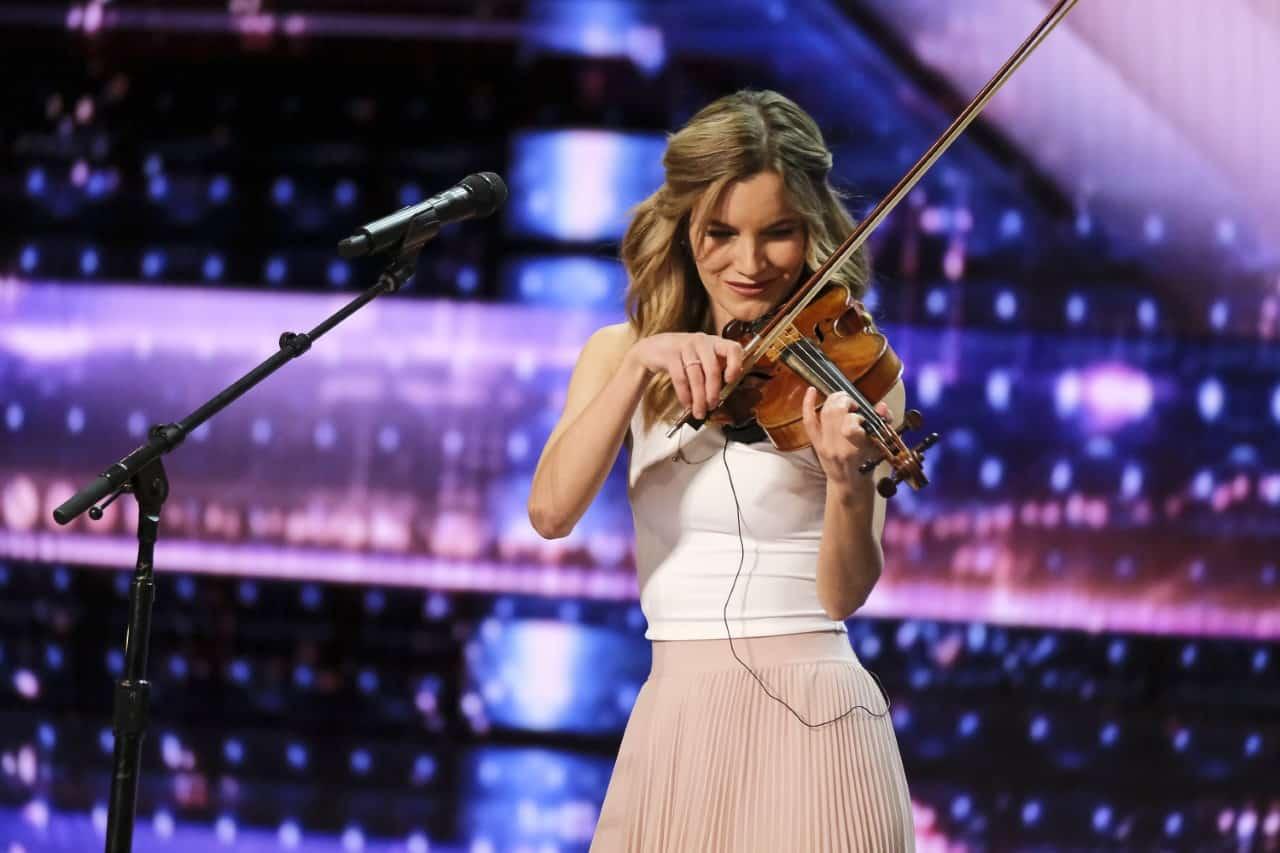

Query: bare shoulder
left=582, top=321, right=637, bottom=367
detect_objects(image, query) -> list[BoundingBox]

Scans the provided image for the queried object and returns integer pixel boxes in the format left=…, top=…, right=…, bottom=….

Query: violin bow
left=670, top=0, right=1080, bottom=437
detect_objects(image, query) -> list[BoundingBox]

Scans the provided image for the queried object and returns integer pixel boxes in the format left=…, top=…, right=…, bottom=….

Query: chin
left=734, top=293, right=783, bottom=316
left=734, top=304, right=771, bottom=322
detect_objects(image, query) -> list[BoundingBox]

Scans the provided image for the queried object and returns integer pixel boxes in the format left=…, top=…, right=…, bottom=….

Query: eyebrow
left=706, top=218, right=800, bottom=230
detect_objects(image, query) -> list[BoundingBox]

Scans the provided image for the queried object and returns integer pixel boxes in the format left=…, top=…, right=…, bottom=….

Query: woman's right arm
left=527, top=324, right=744, bottom=539
left=527, top=323, right=647, bottom=540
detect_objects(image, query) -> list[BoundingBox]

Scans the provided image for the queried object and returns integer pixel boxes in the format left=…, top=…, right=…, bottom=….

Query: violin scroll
left=859, top=408, right=939, bottom=497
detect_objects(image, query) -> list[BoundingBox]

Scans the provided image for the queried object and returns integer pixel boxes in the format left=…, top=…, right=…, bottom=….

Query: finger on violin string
left=801, top=386, right=823, bottom=442
left=693, top=336, right=723, bottom=407
left=715, top=338, right=745, bottom=383
left=823, top=390, right=853, bottom=413
left=820, top=395, right=856, bottom=431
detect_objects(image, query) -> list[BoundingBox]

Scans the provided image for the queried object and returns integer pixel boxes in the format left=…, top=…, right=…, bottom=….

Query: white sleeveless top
left=627, top=406, right=849, bottom=641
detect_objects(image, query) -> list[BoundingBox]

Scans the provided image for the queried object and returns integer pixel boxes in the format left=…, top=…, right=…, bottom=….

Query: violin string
left=791, top=337, right=906, bottom=456
left=785, top=337, right=896, bottom=447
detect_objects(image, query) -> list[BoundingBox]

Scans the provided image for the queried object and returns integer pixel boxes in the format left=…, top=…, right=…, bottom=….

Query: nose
left=733, top=236, right=767, bottom=277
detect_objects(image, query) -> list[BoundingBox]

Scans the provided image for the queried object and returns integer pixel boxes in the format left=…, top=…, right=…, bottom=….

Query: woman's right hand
left=625, top=332, right=746, bottom=420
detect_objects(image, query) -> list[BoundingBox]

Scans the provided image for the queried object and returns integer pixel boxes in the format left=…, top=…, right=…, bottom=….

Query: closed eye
left=706, top=226, right=799, bottom=240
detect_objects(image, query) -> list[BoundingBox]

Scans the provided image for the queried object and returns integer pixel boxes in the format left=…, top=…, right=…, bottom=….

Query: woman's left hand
left=801, top=386, right=892, bottom=490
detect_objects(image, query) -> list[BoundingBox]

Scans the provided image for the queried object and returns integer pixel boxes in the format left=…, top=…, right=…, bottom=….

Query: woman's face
left=689, top=170, right=808, bottom=332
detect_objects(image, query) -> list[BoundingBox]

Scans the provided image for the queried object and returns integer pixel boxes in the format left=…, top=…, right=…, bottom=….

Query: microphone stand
left=53, top=215, right=438, bottom=853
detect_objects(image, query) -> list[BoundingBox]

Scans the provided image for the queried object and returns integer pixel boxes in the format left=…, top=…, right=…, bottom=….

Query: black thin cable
left=717, top=434, right=891, bottom=726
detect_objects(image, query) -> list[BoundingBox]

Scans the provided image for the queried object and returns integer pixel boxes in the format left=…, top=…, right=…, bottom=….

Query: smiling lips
left=724, top=278, right=774, bottom=296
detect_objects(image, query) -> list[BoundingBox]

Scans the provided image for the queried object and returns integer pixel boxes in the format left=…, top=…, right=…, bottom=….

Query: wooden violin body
left=714, top=285, right=903, bottom=452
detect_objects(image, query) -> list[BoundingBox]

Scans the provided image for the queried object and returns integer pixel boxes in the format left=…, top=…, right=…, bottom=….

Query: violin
left=667, top=0, right=1078, bottom=498
left=713, top=283, right=935, bottom=498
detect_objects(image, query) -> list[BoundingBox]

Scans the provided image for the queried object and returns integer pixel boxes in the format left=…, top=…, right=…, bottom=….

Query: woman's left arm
left=801, top=379, right=907, bottom=621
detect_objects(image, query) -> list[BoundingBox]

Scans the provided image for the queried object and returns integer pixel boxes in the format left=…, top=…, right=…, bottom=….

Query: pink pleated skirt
left=590, top=629, right=915, bottom=852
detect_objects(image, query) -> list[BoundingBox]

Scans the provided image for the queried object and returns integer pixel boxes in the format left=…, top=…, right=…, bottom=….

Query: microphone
left=338, top=172, right=508, bottom=258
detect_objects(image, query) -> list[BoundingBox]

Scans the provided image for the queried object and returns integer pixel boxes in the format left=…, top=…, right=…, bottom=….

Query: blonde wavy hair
left=622, top=89, right=870, bottom=426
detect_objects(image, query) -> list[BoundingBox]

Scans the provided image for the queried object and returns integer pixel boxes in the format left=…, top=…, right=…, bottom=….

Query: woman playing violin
left=528, top=89, right=914, bottom=852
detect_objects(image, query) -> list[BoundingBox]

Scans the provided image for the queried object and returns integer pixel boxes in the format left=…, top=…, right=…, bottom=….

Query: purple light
left=229, top=659, right=250, bottom=685
left=925, top=288, right=947, bottom=316
left=1050, top=460, right=1072, bottom=493
left=26, top=167, right=46, bottom=196
left=14, top=668, right=40, bottom=699
left=1000, top=209, right=1023, bottom=238
left=1144, top=214, right=1165, bottom=242
left=1209, top=300, right=1229, bottom=330
left=1067, top=363, right=1154, bottom=430
left=203, top=254, right=224, bottom=281
left=980, top=458, right=1002, bottom=489
left=80, top=248, right=99, bottom=276
left=141, top=250, right=166, bottom=279
left=993, top=290, right=1013, bottom=320
left=334, top=179, right=357, bottom=208
left=1198, top=378, right=1225, bottom=421
left=279, top=820, right=302, bottom=849
left=357, top=669, right=378, bottom=694
left=1121, top=463, right=1143, bottom=499
left=1029, top=715, right=1049, bottom=741
left=456, top=265, right=479, bottom=293
left=412, top=754, right=436, bottom=784
left=342, top=826, right=365, bottom=851
left=327, top=259, right=350, bottom=287
left=1216, top=219, right=1237, bottom=245
left=1137, top=298, right=1159, bottom=330
left=208, top=174, right=231, bottom=204
left=1066, top=293, right=1087, bottom=325
left=272, top=177, right=295, bottom=206
left=265, top=256, right=287, bottom=285
left=985, top=370, right=1011, bottom=410
left=66, top=405, right=85, bottom=434
left=148, top=174, right=168, bottom=200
